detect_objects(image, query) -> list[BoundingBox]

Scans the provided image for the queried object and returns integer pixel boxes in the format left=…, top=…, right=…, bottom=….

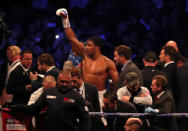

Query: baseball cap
left=125, top=72, right=140, bottom=87
left=144, top=51, right=157, bottom=62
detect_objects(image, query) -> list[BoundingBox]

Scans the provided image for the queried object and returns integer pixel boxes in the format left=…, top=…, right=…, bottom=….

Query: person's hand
left=26, top=84, right=32, bottom=92
left=121, top=96, right=130, bottom=102
left=56, top=8, right=71, bottom=28
left=145, top=107, right=157, bottom=114
left=30, top=72, right=38, bottom=80
left=140, top=91, right=150, bottom=97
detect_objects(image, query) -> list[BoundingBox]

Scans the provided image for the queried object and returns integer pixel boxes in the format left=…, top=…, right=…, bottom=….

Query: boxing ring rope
left=89, top=112, right=188, bottom=118
left=1, top=108, right=188, bottom=118
left=1, top=108, right=188, bottom=131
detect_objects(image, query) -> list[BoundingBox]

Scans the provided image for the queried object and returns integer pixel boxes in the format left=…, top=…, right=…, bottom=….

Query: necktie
left=155, top=96, right=158, bottom=102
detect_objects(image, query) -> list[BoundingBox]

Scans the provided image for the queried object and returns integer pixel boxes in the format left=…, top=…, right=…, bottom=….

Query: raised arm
left=56, top=8, right=84, bottom=56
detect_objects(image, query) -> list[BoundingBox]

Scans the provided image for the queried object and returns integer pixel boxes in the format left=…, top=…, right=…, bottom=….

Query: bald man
left=166, top=41, right=178, bottom=52
left=124, top=117, right=142, bottom=131
left=28, top=75, right=56, bottom=105
left=166, top=40, right=188, bottom=67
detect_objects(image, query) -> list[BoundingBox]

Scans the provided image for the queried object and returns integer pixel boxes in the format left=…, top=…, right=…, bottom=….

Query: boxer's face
left=85, top=40, right=95, bottom=56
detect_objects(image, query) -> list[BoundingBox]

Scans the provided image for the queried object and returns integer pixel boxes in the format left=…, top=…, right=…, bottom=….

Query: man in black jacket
left=145, top=75, right=178, bottom=131
left=0, top=45, right=21, bottom=106
left=103, top=91, right=137, bottom=131
left=6, top=49, right=33, bottom=105
left=159, top=46, right=179, bottom=104
left=114, top=45, right=143, bottom=89
left=30, top=53, right=60, bottom=91
left=9, top=70, right=91, bottom=131
left=142, top=51, right=165, bottom=100
left=70, top=67, right=105, bottom=131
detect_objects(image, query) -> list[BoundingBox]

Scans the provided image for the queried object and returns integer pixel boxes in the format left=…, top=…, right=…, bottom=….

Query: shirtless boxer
left=56, top=8, right=119, bottom=109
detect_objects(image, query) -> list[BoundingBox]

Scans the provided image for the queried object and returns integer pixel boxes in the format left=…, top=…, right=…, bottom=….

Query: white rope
left=89, top=112, right=188, bottom=118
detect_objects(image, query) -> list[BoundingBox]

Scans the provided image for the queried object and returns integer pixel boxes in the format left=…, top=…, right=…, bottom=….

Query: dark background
left=1, top=0, right=188, bottom=69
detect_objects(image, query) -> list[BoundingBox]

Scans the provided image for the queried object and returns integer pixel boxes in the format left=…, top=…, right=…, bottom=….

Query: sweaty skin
left=83, top=54, right=117, bottom=91
left=64, top=28, right=118, bottom=91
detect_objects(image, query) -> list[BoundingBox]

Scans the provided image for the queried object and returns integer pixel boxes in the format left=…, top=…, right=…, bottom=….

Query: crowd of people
left=1, top=0, right=188, bottom=68
left=0, top=7, right=188, bottom=131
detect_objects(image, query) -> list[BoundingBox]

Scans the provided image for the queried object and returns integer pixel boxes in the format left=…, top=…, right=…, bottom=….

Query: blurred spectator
left=70, top=67, right=105, bottom=131
left=176, top=61, right=188, bottom=131
left=159, top=45, right=179, bottom=104
left=124, top=117, right=143, bottom=131
left=142, top=51, right=165, bottom=100
left=145, top=75, right=178, bottom=131
left=30, top=53, right=60, bottom=92
left=6, top=49, right=33, bottom=105
left=114, top=45, right=143, bottom=88
left=28, top=75, right=56, bottom=105
left=103, top=91, right=137, bottom=131
left=0, top=45, right=21, bottom=106
left=165, top=40, right=188, bottom=67
left=117, top=72, right=152, bottom=112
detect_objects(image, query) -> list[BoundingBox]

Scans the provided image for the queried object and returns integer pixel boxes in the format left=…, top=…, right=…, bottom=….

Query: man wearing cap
left=142, top=51, right=166, bottom=100
left=117, top=72, right=152, bottom=112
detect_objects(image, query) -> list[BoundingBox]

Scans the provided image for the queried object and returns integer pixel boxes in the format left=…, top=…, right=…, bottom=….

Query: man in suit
left=165, top=40, right=188, bottom=67
left=70, top=67, right=105, bottom=131
left=6, top=49, right=33, bottom=105
left=103, top=91, right=137, bottom=131
left=145, top=75, right=178, bottom=131
left=114, top=45, right=143, bottom=89
left=70, top=67, right=100, bottom=112
left=159, top=45, right=179, bottom=104
left=30, top=53, right=60, bottom=91
left=0, top=45, right=21, bottom=106
left=142, top=51, right=165, bottom=100
left=176, top=61, right=188, bottom=131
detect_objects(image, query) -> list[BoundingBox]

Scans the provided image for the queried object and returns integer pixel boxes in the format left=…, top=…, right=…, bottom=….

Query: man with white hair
left=6, top=49, right=33, bottom=105
left=0, top=45, right=21, bottom=106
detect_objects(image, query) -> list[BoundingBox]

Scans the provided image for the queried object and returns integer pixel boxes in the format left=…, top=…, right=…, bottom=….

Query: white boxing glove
left=56, top=8, right=71, bottom=28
